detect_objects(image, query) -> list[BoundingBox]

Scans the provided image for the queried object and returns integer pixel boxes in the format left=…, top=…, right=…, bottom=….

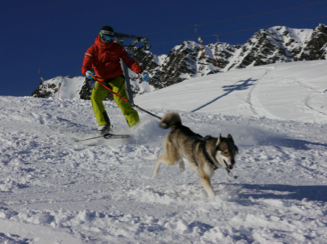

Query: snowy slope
left=1, top=60, right=327, bottom=243
left=135, top=60, right=327, bottom=122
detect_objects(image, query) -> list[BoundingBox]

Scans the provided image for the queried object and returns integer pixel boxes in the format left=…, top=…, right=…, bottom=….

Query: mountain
left=31, top=24, right=327, bottom=99
left=31, top=76, right=85, bottom=99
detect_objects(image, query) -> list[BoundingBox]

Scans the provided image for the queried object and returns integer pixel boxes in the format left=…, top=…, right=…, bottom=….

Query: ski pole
left=74, top=134, right=103, bottom=142
left=88, top=73, right=162, bottom=120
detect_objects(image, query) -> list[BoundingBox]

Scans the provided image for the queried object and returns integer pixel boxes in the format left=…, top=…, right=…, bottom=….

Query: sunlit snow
left=1, top=60, right=327, bottom=243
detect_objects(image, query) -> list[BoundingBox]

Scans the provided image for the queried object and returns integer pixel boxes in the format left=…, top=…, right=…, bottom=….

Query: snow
left=58, top=76, right=86, bottom=100
left=154, top=54, right=167, bottom=66
left=269, top=26, right=313, bottom=46
left=1, top=60, right=327, bottom=243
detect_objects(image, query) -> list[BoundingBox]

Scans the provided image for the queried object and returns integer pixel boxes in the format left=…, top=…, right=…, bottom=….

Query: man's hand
left=141, top=72, right=149, bottom=82
left=85, top=70, right=95, bottom=79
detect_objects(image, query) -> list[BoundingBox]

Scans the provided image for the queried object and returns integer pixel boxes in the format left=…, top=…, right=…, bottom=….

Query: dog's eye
left=223, top=151, right=229, bottom=156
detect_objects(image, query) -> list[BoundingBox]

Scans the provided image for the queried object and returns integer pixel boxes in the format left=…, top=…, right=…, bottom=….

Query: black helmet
left=100, top=26, right=115, bottom=36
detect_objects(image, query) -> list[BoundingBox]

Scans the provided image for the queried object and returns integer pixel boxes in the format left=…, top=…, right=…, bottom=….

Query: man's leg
left=90, top=82, right=111, bottom=126
left=110, top=76, right=140, bottom=127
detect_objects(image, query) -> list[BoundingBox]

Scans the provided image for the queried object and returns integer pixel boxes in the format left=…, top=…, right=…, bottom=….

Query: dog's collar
left=192, top=136, right=220, bottom=170
left=191, top=136, right=202, bottom=167
left=203, top=136, right=220, bottom=170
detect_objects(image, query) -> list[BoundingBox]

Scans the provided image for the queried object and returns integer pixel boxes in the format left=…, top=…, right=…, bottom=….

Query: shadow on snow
left=229, top=183, right=327, bottom=203
left=191, top=78, right=257, bottom=112
left=257, top=137, right=327, bottom=151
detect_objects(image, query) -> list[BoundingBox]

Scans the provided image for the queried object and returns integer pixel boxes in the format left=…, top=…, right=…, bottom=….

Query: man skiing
left=82, top=26, right=149, bottom=134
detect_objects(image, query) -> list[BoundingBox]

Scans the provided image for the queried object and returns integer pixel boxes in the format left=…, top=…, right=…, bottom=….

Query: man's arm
left=120, top=48, right=143, bottom=74
left=82, top=47, right=94, bottom=76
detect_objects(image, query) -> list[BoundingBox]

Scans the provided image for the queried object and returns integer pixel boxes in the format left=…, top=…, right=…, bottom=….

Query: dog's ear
left=227, top=134, right=234, bottom=142
left=216, top=133, right=222, bottom=146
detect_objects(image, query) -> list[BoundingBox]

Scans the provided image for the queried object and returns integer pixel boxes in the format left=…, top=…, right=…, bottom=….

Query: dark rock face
left=79, top=78, right=94, bottom=100
left=31, top=81, right=59, bottom=98
left=32, top=24, right=327, bottom=99
left=31, top=81, right=51, bottom=98
left=306, top=24, right=327, bottom=60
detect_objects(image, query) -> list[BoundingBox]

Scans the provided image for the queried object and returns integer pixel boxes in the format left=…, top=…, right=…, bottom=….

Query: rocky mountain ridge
left=32, top=24, right=327, bottom=99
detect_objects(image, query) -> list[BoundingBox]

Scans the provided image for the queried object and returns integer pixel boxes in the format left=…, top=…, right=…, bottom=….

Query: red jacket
left=82, top=35, right=143, bottom=81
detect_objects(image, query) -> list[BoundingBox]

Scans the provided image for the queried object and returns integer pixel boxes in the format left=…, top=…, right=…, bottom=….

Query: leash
left=89, top=75, right=238, bottom=178
left=226, top=168, right=238, bottom=179
left=89, top=73, right=162, bottom=120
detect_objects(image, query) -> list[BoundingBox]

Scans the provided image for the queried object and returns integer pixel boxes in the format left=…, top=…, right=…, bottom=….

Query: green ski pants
left=90, top=76, right=139, bottom=127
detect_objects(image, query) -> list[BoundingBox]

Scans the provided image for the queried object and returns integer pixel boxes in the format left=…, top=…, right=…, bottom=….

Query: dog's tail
left=159, top=113, right=182, bottom=129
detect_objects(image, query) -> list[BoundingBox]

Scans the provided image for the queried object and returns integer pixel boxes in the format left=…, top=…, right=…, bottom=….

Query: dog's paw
left=208, top=193, right=216, bottom=199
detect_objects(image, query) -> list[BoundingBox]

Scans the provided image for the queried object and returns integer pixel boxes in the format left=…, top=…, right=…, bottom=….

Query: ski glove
left=85, top=70, right=95, bottom=79
left=141, top=72, right=149, bottom=82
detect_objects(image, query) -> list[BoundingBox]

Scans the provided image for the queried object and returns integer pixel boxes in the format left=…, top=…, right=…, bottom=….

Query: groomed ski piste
left=1, top=60, right=327, bottom=243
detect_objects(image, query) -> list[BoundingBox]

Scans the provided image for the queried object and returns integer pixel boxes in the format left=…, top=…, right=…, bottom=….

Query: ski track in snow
left=1, top=61, right=327, bottom=243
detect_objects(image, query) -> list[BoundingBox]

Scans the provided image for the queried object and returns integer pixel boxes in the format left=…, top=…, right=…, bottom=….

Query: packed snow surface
left=1, top=60, right=327, bottom=243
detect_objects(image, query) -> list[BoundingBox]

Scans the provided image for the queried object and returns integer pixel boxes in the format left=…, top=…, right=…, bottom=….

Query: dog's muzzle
left=226, top=163, right=233, bottom=169
left=225, top=159, right=235, bottom=169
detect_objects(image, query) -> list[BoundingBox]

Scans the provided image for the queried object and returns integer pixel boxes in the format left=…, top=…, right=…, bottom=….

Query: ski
left=74, top=133, right=130, bottom=142
left=103, top=133, right=130, bottom=139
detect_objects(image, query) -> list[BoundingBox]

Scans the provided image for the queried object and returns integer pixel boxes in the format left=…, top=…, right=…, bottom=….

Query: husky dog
left=153, top=113, right=238, bottom=198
